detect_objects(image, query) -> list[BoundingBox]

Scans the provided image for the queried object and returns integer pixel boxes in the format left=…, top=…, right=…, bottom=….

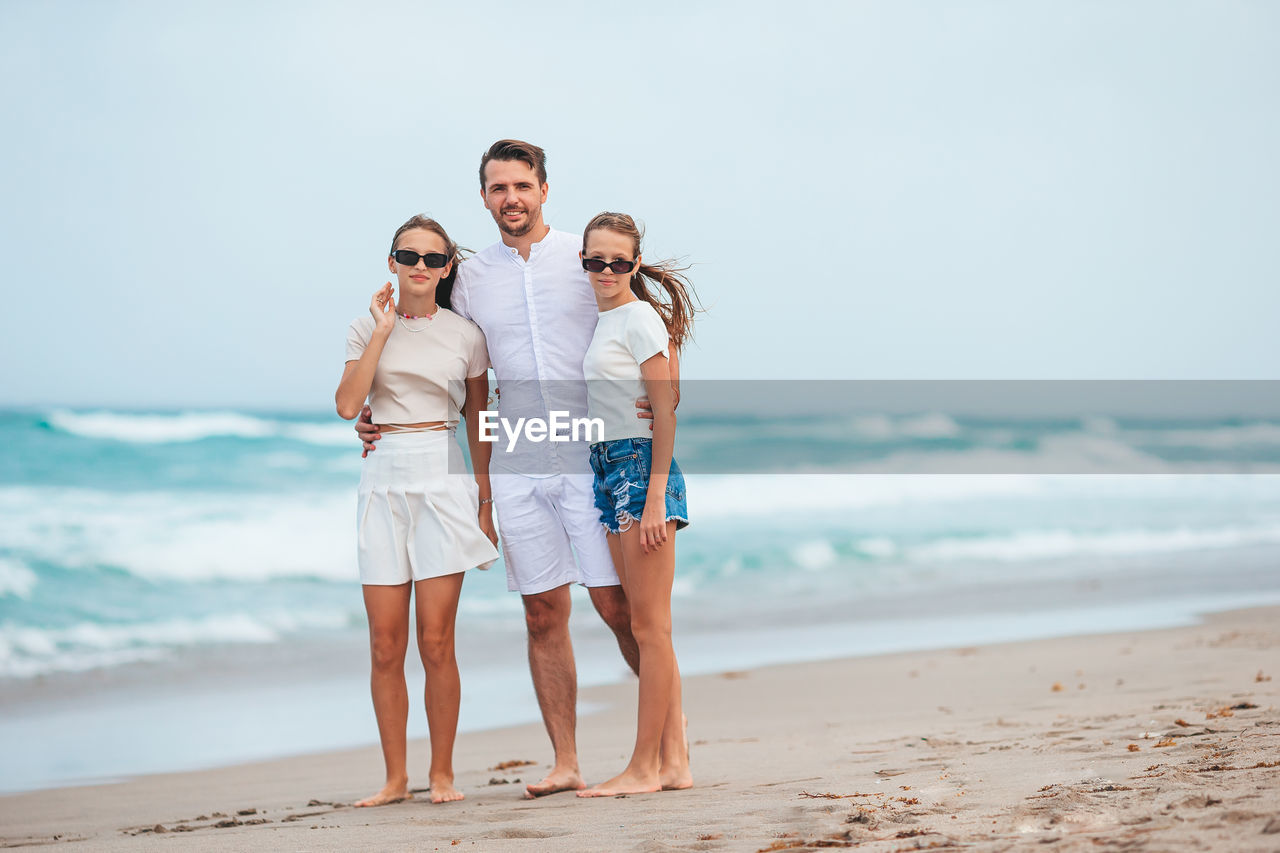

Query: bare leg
left=659, top=670, right=692, bottom=791
left=414, top=572, right=466, bottom=804
left=356, top=583, right=413, bottom=807
left=588, top=584, right=640, bottom=676
left=522, top=584, right=586, bottom=797
left=580, top=522, right=687, bottom=798
left=600, top=532, right=691, bottom=792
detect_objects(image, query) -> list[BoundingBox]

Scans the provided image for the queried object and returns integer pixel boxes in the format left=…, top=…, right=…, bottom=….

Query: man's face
left=481, top=159, right=548, bottom=238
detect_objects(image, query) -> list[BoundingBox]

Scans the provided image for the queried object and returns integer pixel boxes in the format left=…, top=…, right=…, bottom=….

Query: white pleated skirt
left=356, top=430, right=500, bottom=585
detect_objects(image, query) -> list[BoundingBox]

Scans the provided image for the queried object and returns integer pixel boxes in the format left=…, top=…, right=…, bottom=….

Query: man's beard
left=496, top=207, right=538, bottom=237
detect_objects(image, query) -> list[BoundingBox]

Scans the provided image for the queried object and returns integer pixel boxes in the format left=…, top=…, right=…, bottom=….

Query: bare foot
left=354, top=779, right=411, bottom=807
left=660, top=765, right=693, bottom=791
left=524, top=768, right=586, bottom=798
left=429, top=776, right=465, bottom=804
left=577, top=769, right=661, bottom=798
left=660, top=714, right=693, bottom=791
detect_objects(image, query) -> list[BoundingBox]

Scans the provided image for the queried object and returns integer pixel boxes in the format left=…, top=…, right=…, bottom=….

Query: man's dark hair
left=479, top=139, right=547, bottom=190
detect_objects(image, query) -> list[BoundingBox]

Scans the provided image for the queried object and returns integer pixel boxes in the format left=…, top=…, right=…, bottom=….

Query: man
left=358, top=140, right=685, bottom=797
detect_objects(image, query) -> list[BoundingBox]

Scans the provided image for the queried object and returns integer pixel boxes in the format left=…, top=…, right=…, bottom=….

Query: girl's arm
left=335, top=283, right=396, bottom=420
left=667, top=341, right=681, bottom=410
left=639, top=351, right=676, bottom=553
left=634, top=342, right=681, bottom=429
left=463, top=372, right=498, bottom=546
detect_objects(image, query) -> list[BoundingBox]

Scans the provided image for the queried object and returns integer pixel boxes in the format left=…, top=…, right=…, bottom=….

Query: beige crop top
left=345, top=308, right=490, bottom=426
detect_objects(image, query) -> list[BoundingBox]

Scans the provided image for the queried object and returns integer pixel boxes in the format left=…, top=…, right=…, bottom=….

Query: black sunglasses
left=392, top=249, right=449, bottom=268
left=581, top=257, right=636, bottom=274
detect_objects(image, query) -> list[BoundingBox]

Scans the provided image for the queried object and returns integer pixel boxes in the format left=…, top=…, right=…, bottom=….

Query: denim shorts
left=588, top=437, right=690, bottom=535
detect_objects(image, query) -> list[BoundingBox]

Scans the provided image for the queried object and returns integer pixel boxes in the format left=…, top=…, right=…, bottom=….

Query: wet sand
left=2, top=606, right=1277, bottom=851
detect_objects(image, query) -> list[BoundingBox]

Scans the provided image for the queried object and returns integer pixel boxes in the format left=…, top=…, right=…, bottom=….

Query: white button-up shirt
left=452, top=228, right=598, bottom=476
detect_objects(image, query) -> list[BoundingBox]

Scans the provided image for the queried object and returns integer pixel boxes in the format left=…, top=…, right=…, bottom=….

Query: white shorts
left=357, top=431, right=500, bottom=585
left=491, top=472, right=619, bottom=595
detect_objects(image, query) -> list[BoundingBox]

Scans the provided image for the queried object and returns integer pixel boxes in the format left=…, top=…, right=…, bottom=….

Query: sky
left=1, top=0, right=1277, bottom=410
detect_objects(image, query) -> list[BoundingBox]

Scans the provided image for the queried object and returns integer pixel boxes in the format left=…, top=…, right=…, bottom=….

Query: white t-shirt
left=450, top=228, right=600, bottom=475
left=345, top=308, right=489, bottom=426
left=583, top=300, right=670, bottom=442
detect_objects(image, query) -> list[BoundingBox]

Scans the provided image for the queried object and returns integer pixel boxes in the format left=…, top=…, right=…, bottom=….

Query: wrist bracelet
left=479, top=498, right=494, bottom=505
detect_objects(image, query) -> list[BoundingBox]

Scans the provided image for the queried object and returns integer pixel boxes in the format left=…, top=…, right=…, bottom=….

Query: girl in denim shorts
left=576, top=212, right=699, bottom=798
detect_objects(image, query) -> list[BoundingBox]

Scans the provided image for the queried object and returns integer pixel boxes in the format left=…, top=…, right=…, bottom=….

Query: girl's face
left=387, top=228, right=452, bottom=300
left=581, top=228, right=640, bottom=307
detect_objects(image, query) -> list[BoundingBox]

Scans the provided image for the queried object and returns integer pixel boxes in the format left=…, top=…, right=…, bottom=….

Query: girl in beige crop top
left=336, top=226, right=489, bottom=430
left=333, top=214, right=498, bottom=808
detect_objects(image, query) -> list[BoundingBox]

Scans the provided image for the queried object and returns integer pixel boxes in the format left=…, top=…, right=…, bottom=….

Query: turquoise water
left=2, top=406, right=1280, bottom=790
left=3, top=406, right=1280, bottom=679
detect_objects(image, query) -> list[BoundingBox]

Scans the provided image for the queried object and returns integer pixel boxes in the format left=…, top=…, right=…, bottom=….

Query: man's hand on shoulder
left=355, top=405, right=382, bottom=457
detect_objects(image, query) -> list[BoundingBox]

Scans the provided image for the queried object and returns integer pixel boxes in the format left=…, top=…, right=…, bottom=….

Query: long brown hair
left=582, top=212, right=700, bottom=350
left=389, top=214, right=467, bottom=309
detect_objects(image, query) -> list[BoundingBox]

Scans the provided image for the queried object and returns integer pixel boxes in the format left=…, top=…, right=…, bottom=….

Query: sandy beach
left=2, top=605, right=1277, bottom=852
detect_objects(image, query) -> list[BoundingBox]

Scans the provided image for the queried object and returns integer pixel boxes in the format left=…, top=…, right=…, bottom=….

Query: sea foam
left=0, top=609, right=353, bottom=679
left=0, top=486, right=356, bottom=582
left=688, top=474, right=1045, bottom=517
left=44, top=410, right=353, bottom=446
left=0, top=557, right=38, bottom=599
left=908, top=523, right=1280, bottom=564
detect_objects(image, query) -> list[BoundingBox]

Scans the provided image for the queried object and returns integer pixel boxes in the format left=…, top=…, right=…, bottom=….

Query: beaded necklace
left=397, top=307, right=437, bottom=332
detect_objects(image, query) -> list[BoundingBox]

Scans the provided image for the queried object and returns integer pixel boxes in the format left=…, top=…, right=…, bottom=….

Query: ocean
left=2, top=405, right=1279, bottom=792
